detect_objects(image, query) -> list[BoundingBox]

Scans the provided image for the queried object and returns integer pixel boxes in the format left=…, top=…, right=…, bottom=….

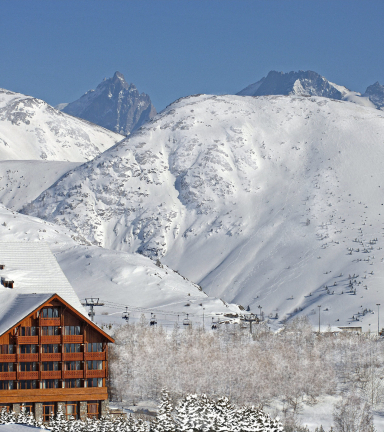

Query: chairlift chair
left=211, top=317, right=218, bottom=330
left=150, top=313, right=157, bottom=326
left=122, top=307, right=130, bottom=322
left=183, top=314, right=191, bottom=326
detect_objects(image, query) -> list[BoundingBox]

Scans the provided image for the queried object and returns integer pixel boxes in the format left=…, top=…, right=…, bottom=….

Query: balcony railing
left=62, top=353, right=83, bottom=361
left=41, top=353, right=61, bottom=362
left=18, top=353, right=39, bottom=362
left=0, top=354, right=16, bottom=362
left=18, top=371, right=39, bottom=380
left=40, top=336, right=61, bottom=344
left=84, top=352, right=105, bottom=361
left=85, top=370, right=105, bottom=379
left=63, top=370, right=84, bottom=379
left=41, top=371, right=62, bottom=380
left=16, top=336, right=38, bottom=344
left=62, top=335, right=83, bottom=343
left=0, top=372, right=16, bottom=381
left=39, top=318, right=61, bottom=326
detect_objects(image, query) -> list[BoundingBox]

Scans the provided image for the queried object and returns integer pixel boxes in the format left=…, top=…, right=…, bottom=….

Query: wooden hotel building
left=0, top=243, right=114, bottom=421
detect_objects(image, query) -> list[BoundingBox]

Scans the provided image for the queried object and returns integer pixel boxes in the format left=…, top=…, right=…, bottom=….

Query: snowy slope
left=0, top=205, right=237, bottom=324
left=22, top=94, right=384, bottom=330
left=0, top=88, right=124, bottom=161
left=0, top=160, right=81, bottom=210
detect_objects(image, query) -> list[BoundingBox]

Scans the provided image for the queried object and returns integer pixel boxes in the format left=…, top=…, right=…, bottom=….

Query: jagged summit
left=237, top=70, right=348, bottom=99
left=364, top=81, right=384, bottom=109
left=59, top=71, right=157, bottom=135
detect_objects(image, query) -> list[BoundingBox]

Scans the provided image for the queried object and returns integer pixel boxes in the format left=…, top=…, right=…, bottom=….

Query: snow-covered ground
left=0, top=88, right=123, bottom=161
left=21, top=94, right=384, bottom=330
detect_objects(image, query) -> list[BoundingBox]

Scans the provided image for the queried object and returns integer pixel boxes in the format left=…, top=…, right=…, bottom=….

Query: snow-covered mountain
left=22, top=93, right=384, bottom=330
left=0, top=88, right=124, bottom=161
left=0, top=204, right=237, bottom=325
left=237, top=70, right=379, bottom=110
left=59, top=72, right=157, bottom=136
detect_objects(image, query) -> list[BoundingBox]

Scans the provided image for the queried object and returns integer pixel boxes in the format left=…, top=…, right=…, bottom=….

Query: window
left=87, top=402, right=99, bottom=419
left=20, top=362, right=38, bottom=371
left=64, top=379, right=81, bottom=388
left=0, top=404, right=10, bottom=412
left=43, top=403, right=55, bottom=422
left=21, top=404, right=33, bottom=415
left=42, top=344, right=59, bottom=353
left=19, top=380, right=37, bottom=389
left=65, top=344, right=81, bottom=353
left=20, top=327, right=37, bottom=336
left=86, top=378, right=103, bottom=388
left=0, top=381, right=14, bottom=390
left=20, top=345, right=38, bottom=354
left=87, top=343, right=102, bottom=352
left=0, top=363, right=13, bottom=372
left=87, top=361, right=102, bottom=370
left=0, top=345, right=14, bottom=354
left=42, top=327, right=60, bottom=336
left=41, top=380, right=59, bottom=389
left=65, top=361, right=81, bottom=371
left=64, top=326, right=81, bottom=335
left=42, top=308, right=59, bottom=318
left=65, top=402, right=78, bottom=420
left=42, top=362, right=59, bottom=371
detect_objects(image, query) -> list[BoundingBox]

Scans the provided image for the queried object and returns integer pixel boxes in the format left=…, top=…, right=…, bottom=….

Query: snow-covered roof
left=0, top=242, right=87, bottom=316
left=0, top=292, right=52, bottom=337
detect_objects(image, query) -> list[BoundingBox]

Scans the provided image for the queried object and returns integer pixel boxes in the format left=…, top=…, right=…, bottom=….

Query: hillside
left=59, top=72, right=157, bottom=135
left=0, top=88, right=123, bottom=161
left=22, top=94, right=384, bottom=329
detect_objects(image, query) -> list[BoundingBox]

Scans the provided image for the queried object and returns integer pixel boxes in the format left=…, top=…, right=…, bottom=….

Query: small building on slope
left=0, top=242, right=114, bottom=421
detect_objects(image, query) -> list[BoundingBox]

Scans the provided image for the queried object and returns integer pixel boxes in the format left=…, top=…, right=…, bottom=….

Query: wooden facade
left=0, top=294, right=114, bottom=421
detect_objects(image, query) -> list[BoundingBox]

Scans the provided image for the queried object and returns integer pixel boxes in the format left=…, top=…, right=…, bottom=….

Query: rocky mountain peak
left=237, top=70, right=346, bottom=99
left=364, top=81, right=384, bottom=109
left=59, top=72, right=157, bottom=135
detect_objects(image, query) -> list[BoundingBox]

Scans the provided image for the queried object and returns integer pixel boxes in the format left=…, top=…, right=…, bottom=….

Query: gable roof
left=0, top=292, right=114, bottom=342
left=0, top=242, right=87, bottom=315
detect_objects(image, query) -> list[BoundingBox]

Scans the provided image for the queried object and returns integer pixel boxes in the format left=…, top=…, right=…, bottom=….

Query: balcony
left=18, top=353, right=39, bottom=362
left=18, top=371, right=39, bottom=380
left=63, top=370, right=84, bottom=379
left=41, top=353, right=61, bottom=362
left=16, top=336, right=38, bottom=344
left=85, top=370, right=106, bottom=379
left=63, top=353, right=83, bottom=361
left=62, top=335, right=83, bottom=343
left=84, top=352, right=105, bottom=361
left=39, top=318, right=61, bottom=327
left=0, top=372, right=16, bottom=381
left=0, top=354, right=16, bottom=362
left=41, top=371, right=62, bottom=380
left=40, top=336, right=61, bottom=344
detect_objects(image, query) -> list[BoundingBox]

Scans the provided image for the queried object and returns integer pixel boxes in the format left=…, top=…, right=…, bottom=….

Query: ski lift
left=150, top=313, right=157, bottom=326
left=122, top=307, right=129, bottom=322
left=183, top=314, right=191, bottom=326
left=211, top=317, right=218, bottom=330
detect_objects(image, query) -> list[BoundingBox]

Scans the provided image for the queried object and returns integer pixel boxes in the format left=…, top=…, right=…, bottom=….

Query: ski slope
left=22, top=94, right=384, bottom=329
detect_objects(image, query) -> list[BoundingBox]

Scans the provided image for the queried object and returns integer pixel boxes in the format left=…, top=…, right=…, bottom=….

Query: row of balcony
left=0, top=369, right=106, bottom=380
left=0, top=352, right=105, bottom=362
left=14, top=335, right=84, bottom=344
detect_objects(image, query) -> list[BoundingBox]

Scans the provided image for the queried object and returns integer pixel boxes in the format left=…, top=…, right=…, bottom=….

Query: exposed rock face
left=237, top=70, right=347, bottom=99
left=364, top=81, right=384, bottom=109
left=61, top=72, right=157, bottom=135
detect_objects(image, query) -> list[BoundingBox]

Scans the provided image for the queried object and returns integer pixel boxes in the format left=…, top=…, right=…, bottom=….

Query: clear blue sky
left=1, top=0, right=383, bottom=111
